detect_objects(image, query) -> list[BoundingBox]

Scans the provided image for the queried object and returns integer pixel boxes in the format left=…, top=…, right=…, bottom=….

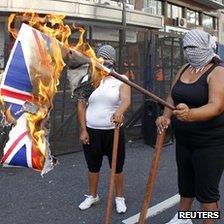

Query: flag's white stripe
left=20, top=24, right=35, bottom=84
left=26, top=136, right=33, bottom=168
left=4, top=115, right=28, bottom=162
left=3, top=115, right=31, bottom=167
left=122, top=194, right=180, bottom=224
left=20, top=23, right=45, bottom=81
left=4, top=132, right=28, bottom=165
left=3, top=96, right=26, bottom=105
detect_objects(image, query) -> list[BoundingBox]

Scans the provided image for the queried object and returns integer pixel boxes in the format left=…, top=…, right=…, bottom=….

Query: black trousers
left=83, top=127, right=125, bottom=174
left=176, top=141, right=224, bottom=203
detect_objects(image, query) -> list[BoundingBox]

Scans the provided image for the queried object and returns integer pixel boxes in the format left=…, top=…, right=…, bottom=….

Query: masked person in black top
left=156, top=30, right=224, bottom=224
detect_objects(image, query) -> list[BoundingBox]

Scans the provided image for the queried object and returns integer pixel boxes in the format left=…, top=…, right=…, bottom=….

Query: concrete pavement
left=0, top=140, right=223, bottom=224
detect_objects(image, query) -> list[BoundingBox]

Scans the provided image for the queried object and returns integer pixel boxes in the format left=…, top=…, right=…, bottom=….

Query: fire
left=8, top=12, right=67, bottom=166
left=7, top=12, right=108, bottom=169
left=69, top=24, right=107, bottom=88
left=5, top=105, right=16, bottom=124
left=0, top=87, right=15, bottom=125
left=8, top=13, right=18, bottom=39
left=27, top=39, right=65, bottom=157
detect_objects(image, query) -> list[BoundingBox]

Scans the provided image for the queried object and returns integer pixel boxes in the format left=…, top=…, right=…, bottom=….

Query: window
left=127, top=0, right=135, bottom=4
left=187, top=9, right=199, bottom=25
left=203, top=14, right=214, bottom=29
left=167, top=3, right=183, bottom=19
left=143, top=0, right=162, bottom=15
left=157, top=1, right=162, bottom=15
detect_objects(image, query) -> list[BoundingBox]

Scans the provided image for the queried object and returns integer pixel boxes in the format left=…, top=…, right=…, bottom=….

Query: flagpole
left=104, top=127, right=120, bottom=224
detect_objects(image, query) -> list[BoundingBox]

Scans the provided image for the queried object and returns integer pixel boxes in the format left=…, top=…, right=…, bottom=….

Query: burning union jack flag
left=0, top=23, right=64, bottom=174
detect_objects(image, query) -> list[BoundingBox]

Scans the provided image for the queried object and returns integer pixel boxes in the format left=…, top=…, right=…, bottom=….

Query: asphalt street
left=0, top=140, right=223, bottom=224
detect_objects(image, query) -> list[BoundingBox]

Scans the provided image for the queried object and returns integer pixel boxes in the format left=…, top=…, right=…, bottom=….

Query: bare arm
left=112, top=83, right=131, bottom=126
left=117, top=83, right=131, bottom=114
left=174, top=66, right=224, bottom=122
left=156, top=64, right=188, bottom=133
left=77, top=100, right=89, bottom=144
left=192, top=66, right=224, bottom=120
left=163, top=65, right=188, bottom=118
left=163, top=94, right=174, bottom=119
left=77, top=100, right=87, bottom=130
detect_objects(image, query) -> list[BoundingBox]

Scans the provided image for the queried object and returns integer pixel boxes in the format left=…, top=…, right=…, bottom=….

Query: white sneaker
left=79, top=194, right=100, bottom=210
left=165, top=213, right=193, bottom=224
left=115, top=197, right=127, bottom=214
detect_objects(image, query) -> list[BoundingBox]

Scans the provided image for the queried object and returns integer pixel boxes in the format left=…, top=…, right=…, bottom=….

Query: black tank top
left=171, top=63, right=224, bottom=147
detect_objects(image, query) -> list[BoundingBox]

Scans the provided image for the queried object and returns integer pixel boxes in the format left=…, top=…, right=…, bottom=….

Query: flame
left=26, top=25, right=65, bottom=160
left=8, top=12, right=67, bottom=166
left=8, top=13, right=71, bottom=45
left=5, top=105, right=16, bottom=124
left=7, top=12, right=108, bottom=169
left=69, top=24, right=106, bottom=88
left=8, top=13, right=18, bottom=39
left=25, top=41, right=64, bottom=169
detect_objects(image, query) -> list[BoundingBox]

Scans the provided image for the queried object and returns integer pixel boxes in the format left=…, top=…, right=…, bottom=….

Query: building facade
left=1, top=0, right=224, bottom=72
left=137, top=0, right=224, bottom=38
left=0, top=0, right=163, bottom=70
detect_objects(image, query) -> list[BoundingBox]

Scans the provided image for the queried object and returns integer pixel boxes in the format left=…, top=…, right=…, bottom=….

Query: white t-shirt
left=86, top=75, right=128, bottom=129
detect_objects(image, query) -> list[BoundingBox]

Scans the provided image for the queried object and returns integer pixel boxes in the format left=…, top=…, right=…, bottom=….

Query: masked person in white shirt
left=76, top=45, right=131, bottom=213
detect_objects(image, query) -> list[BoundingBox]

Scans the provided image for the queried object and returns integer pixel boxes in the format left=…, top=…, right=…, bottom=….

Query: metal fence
left=49, top=25, right=149, bottom=155
left=151, top=31, right=185, bottom=98
left=1, top=18, right=185, bottom=155
left=49, top=29, right=185, bottom=155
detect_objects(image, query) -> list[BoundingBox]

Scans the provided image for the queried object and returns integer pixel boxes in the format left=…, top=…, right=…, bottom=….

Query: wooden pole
left=65, top=49, right=175, bottom=111
left=110, top=71, right=175, bottom=111
left=104, top=127, right=120, bottom=224
left=138, top=131, right=166, bottom=224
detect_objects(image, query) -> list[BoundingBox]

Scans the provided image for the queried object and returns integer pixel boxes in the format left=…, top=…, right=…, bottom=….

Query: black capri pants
left=176, top=141, right=224, bottom=203
left=83, top=127, right=125, bottom=173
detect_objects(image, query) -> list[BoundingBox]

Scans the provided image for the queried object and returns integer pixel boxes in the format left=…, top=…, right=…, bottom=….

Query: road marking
left=122, top=194, right=180, bottom=224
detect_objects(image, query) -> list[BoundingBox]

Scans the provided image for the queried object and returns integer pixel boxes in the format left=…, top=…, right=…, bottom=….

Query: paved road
left=0, top=140, right=223, bottom=224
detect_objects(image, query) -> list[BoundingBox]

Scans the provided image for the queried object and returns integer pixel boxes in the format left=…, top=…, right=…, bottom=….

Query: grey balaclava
left=96, top=45, right=116, bottom=68
left=183, top=29, right=217, bottom=70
